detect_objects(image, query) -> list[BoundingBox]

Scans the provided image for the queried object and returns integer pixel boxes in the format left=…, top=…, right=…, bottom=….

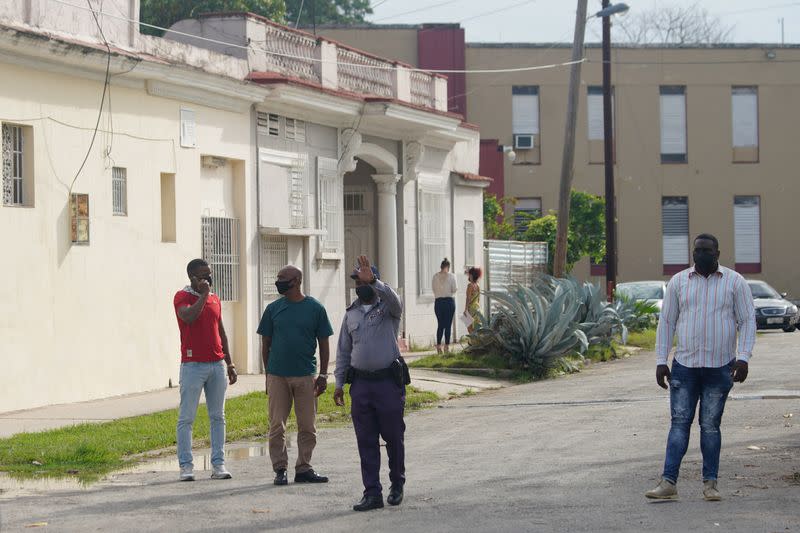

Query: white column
left=372, top=174, right=401, bottom=287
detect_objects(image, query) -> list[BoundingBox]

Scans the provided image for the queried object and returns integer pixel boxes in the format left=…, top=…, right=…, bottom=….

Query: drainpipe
left=253, top=104, right=264, bottom=374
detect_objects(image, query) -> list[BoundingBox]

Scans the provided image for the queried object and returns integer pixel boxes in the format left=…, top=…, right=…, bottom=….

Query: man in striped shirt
left=646, top=234, right=756, bottom=502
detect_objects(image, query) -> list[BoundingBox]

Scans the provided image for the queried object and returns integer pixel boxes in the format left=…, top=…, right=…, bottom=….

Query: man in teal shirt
left=258, top=265, right=334, bottom=486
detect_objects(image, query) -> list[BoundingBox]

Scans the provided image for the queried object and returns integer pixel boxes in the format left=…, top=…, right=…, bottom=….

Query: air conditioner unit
left=514, top=134, right=535, bottom=150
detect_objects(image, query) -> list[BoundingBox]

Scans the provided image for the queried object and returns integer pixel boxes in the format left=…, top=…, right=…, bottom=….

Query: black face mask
left=355, top=285, right=376, bottom=302
left=275, top=279, right=294, bottom=294
left=694, top=251, right=717, bottom=271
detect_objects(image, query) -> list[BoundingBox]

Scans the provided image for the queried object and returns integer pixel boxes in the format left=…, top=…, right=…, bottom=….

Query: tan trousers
left=267, top=374, right=317, bottom=473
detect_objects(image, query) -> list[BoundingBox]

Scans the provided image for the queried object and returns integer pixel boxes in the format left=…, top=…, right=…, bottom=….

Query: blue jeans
left=662, top=360, right=734, bottom=483
left=177, top=361, right=228, bottom=468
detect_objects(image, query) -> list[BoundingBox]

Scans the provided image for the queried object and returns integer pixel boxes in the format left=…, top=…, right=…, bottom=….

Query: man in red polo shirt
left=174, top=258, right=238, bottom=481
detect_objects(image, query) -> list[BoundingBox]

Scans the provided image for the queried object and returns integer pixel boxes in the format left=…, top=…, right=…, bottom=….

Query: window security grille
left=261, top=235, right=287, bottom=303
left=2, top=124, right=23, bottom=206
left=317, top=157, right=342, bottom=253
left=112, top=167, right=127, bottom=216
left=201, top=216, right=240, bottom=302
left=344, top=191, right=366, bottom=213
left=418, top=188, right=448, bottom=295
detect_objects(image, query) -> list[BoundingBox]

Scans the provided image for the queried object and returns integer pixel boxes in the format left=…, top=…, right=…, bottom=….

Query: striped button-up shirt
left=656, top=265, right=756, bottom=367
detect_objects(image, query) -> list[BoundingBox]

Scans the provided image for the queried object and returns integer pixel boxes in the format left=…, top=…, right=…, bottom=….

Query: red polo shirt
left=174, top=289, right=225, bottom=363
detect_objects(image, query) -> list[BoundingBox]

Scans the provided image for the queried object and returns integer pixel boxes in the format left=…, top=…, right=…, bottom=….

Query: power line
left=45, top=0, right=586, bottom=74
left=69, top=0, right=112, bottom=193
left=717, top=2, right=800, bottom=17
left=371, top=0, right=462, bottom=22
left=459, top=0, right=540, bottom=24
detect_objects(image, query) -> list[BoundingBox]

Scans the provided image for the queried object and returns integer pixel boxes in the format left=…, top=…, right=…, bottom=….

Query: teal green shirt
left=257, top=296, right=334, bottom=377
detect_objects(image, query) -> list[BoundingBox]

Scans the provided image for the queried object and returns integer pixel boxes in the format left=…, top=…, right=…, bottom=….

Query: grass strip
left=0, top=385, right=438, bottom=481
left=408, top=351, right=509, bottom=370
left=626, top=328, right=657, bottom=351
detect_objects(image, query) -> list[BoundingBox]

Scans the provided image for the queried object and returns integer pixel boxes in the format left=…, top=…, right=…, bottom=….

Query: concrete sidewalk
left=0, top=365, right=510, bottom=438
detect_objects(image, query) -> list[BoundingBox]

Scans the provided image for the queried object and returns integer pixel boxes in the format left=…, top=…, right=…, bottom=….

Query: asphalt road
left=2, top=332, right=799, bottom=532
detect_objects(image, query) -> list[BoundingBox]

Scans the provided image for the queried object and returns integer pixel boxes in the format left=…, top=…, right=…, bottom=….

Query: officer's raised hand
left=356, top=256, right=376, bottom=284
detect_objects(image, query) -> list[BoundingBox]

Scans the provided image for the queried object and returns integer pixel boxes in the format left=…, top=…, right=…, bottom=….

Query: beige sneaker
left=645, top=478, right=678, bottom=499
left=703, top=480, right=721, bottom=501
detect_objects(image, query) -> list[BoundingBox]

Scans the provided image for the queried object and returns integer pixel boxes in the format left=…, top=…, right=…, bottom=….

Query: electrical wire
left=459, top=0, right=540, bottom=24
left=371, top=0, right=462, bottom=23
left=68, top=0, right=111, bottom=193
left=45, top=0, right=586, bottom=75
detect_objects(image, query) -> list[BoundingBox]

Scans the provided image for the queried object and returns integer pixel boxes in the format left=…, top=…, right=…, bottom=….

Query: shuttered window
left=732, top=87, right=758, bottom=162
left=418, top=185, right=448, bottom=295
left=289, top=156, right=309, bottom=228
left=317, top=156, right=343, bottom=254
left=660, top=86, right=687, bottom=163
left=662, top=197, right=689, bottom=274
left=734, top=196, right=761, bottom=273
left=514, top=197, right=542, bottom=237
left=587, top=86, right=614, bottom=141
left=512, top=86, right=539, bottom=135
left=464, top=220, right=475, bottom=268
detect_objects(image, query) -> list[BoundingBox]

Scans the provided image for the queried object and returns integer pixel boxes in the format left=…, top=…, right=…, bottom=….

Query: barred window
left=112, top=167, right=127, bottom=216
left=289, top=157, right=309, bottom=228
left=2, top=124, right=24, bottom=206
left=418, top=185, right=448, bottom=295
left=317, top=156, right=342, bottom=254
left=261, top=235, right=287, bottom=303
left=201, top=216, right=240, bottom=302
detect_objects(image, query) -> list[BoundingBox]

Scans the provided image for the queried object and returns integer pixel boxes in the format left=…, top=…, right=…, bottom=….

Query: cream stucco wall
left=0, top=60, right=255, bottom=413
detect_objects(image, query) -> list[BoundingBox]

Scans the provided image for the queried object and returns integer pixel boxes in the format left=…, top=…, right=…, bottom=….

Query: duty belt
left=350, top=366, right=394, bottom=380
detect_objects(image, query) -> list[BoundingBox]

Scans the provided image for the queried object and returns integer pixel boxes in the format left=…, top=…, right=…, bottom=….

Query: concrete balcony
left=167, top=13, right=448, bottom=113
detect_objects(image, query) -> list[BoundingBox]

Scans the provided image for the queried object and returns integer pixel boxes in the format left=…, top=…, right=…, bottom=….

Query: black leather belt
left=351, top=367, right=393, bottom=380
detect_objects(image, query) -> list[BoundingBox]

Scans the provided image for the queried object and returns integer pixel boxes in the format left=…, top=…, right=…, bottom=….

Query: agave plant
left=466, top=279, right=589, bottom=377
left=570, top=280, right=628, bottom=347
left=613, top=292, right=659, bottom=332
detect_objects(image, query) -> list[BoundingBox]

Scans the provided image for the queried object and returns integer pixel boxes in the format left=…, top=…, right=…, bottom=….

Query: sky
left=367, top=0, right=800, bottom=44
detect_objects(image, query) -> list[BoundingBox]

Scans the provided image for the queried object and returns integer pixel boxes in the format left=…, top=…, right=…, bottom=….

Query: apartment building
left=318, top=24, right=800, bottom=297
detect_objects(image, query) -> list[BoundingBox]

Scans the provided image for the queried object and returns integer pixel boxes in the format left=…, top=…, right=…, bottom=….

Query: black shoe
left=387, top=484, right=404, bottom=506
left=274, top=469, right=288, bottom=486
left=353, top=494, right=384, bottom=512
left=294, top=469, right=329, bottom=483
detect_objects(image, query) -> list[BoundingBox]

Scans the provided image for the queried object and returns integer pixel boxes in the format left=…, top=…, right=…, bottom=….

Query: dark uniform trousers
left=349, top=376, right=406, bottom=497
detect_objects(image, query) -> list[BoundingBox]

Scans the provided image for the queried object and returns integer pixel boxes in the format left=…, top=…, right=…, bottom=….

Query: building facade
left=0, top=5, right=484, bottom=413
left=317, top=24, right=800, bottom=297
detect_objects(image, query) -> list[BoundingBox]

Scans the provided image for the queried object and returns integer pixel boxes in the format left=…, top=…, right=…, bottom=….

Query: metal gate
left=484, top=239, right=548, bottom=297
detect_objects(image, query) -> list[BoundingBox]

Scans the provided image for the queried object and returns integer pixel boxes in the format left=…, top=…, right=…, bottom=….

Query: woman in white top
left=431, top=258, right=458, bottom=353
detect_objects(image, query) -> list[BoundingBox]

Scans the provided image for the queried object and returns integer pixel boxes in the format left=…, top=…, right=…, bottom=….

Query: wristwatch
left=318, top=373, right=328, bottom=378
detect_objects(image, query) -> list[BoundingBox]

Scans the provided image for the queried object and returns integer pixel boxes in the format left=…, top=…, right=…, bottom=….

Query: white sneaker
left=179, top=465, right=195, bottom=482
left=211, top=464, right=232, bottom=480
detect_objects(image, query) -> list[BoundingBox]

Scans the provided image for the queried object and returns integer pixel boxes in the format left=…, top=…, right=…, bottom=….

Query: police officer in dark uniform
left=334, top=255, right=407, bottom=512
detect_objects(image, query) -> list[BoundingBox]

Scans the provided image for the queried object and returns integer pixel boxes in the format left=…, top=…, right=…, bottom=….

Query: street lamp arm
left=595, top=3, right=629, bottom=18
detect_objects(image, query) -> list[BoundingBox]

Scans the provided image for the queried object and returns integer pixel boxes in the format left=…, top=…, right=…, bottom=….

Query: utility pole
left=553, top=0, right=589, bottom=278
left=602, top=0, right=617, bottom=301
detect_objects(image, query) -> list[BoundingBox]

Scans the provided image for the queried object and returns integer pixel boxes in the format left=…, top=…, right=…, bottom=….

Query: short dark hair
left=694, top=233, right=719, bottom=250
left=440, top=257, right=451, bottom=269
left=186, top=258, right=208, bottom=277
left=468, top=266, right=482, bottom=281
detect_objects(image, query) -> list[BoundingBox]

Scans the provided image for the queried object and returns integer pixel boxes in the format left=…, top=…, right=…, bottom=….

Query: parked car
left=616, top=281, right=667, bottom=315
left=747, top=280, right=799, bottom=332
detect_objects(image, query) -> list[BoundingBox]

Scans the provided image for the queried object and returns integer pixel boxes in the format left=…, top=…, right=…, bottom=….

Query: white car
left=616, top=281, right=667, bottom=315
